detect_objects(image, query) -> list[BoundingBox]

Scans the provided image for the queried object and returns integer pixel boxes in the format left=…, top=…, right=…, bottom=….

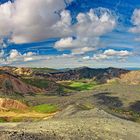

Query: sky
left=0, top=0, right=140, bottom=68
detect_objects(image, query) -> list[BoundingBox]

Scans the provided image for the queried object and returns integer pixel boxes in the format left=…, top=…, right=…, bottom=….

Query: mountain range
left=0, top=66, right=135, bottom=96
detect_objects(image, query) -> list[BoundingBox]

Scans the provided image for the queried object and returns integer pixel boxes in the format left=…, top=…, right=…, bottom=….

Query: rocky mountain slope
left=1, top=66, right=140, bottom=98
left=0, top=70, right=41, bottom=95
left=36, top=67, right=129, bottom=83
left=0, top=66, right=130, bottom=83
left=0, top=68, right=66, bottom=97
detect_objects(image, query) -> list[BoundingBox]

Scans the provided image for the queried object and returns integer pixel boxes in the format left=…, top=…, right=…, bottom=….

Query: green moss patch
left=32, top=104, right=58, bottom=113
left=67, top=81, right=98, bottom=91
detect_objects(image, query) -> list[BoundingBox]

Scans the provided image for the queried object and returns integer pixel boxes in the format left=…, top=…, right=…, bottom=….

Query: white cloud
left=55, top=37, right=99, bottom=54
left=55, top=8, right=116, bottom=54
left=83, top=56, right=90, bottom=60
left=75, top=9, right=116, bottom=37
left=9, top=49, right=21, bottom=59
left=0, top=1, right=117, bottom=56
left=53, top=10, right=73, bottom=37
left=129, top=9, right=140, bottom=41
left=0, top=0, right=72, bottom=44
left=93, top=54, right=109, bottom=61
left=24, top=57, right=33, bottom=62
left=103, top=49, right=132, bottom=57
left=23, top=52, right=36, bottom=57
left=55, top=37, right=74, bottom=49
left=93, top=49, right=132, bottom=61
left=131, top=9, right=140, bottom=26
left=11, top=54, right=139, bottom=69
left=4, top=49, right=36, bottom=63
left=130, top=27, right=140, bottom=34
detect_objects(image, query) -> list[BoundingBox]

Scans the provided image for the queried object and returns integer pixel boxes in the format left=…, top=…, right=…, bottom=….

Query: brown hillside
left=119, top=71, right=140, bottom=85
left=0, top=73, right=41, bottom=95
left=0, top=67, right=33, bottom=76
left=0, top=98, right=28, bottom=110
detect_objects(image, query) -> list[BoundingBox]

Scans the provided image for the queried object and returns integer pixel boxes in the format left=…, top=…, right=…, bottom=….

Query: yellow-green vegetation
left=0, top=117, right=6, bottom=123
left=32, top=104, right=58, bottom=113
left=0, top=111, right=56, bottom=123
left=10, top=117, right=24, bottom=122
left=61, top=80, right=98, bottom=91
left=0, top=103, right=59, bottom=123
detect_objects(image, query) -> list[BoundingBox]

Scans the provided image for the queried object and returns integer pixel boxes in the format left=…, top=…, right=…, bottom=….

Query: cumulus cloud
left=129, top=9, right=140, bottom=41
left=0, top=1, right=116, bottom=56
left=103, top=49, right=132, bottom=57
left=93, top=49, right=132, bottom=61
left=55, top=37, right=99, bottom=54
left=131, top=9, right=140, bottom=26
left=1, top=49, right=37, bottom=64
left=9, top=49, right=21, bottom=59
left=75, top=9, right=116, bottom=37
left=0, top=0, right=73, bottom=44
left=55, top=8, right=116, bottom=54
left=83, top=56, right=90, bottom=60
left=24, top=57, right=34, bottom=62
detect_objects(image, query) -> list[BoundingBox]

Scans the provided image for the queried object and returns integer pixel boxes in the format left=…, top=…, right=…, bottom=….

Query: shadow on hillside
left=129, top=101, right=140, bottom=113
left=94, top=92, right=123, bottom=108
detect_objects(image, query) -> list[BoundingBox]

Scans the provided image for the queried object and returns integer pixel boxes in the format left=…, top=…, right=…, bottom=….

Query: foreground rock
left=0, top=106, right=140, bottom=140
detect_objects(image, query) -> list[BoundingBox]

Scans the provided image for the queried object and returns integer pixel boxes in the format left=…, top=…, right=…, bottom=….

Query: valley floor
left=0, top=82, right=140, bottom=140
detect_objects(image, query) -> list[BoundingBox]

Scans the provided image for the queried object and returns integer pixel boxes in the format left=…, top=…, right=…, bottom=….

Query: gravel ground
left=0, top=105, right=140, bottom=140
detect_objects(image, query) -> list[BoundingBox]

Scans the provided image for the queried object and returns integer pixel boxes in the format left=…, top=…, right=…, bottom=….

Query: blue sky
left=0, top=0, right=140, bottom=68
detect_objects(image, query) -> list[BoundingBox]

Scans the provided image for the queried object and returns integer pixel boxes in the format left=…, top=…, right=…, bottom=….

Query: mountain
left=0, top=70, right=41, bottom=95
left=0, top=66, right=33, bottom=76
left=0, top=66, right=129, bottom=84
left=35, top=67, right=129, bottom=83
left=0, top=67, right=65, bottom=97
left=0, top=66, right=134, bottom=98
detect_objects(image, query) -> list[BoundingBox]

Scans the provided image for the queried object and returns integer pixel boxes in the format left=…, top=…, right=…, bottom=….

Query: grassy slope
left=32, top=104, right=58, bottom=113
left=0, top=103, right=59, bottom=123
left=69, top=81, right=97, bottom=91
left=59, top=80, right=98, bottom=91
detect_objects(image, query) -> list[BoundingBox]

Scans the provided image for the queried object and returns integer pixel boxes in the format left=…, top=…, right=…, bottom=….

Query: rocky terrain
left=34, top=67, right=129, bottom=83
left=0, top=66, right=130, bottom=83
left=0, top=66, right=139, bottom=140
left=0, top=105, right=140, bottom=140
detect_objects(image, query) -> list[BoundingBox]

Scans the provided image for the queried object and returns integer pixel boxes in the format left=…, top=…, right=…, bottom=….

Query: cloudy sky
left=0, top=0, right=140, bottom=68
